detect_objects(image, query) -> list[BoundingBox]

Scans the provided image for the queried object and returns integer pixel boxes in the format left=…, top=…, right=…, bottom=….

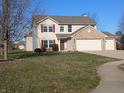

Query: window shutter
left=41, top=40, right=44, bottom=49
left=53, top=40, right=55, bottom=44
left=53, top=24, right=55, bottom=32
left=41, top=24, right=43, bottom=32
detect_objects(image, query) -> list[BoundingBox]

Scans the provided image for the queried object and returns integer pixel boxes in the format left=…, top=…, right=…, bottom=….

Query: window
left=49, top=26, right=53, bottom=32
left=43, top=25, right=53, bottom=32
left=44, top=26, right=47, bottom=32
left=43, top=40, right=48, bottom=48
left=60, top=25, right=64, bottom=32
left=68, top=25, right=72, bottom=32
left=43, top=40, right=55, bottom=48
left=49, top=40, right=54, bottom=47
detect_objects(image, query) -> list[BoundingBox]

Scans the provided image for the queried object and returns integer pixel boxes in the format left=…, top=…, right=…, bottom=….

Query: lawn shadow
left=8, top=50, right=60, bottom=59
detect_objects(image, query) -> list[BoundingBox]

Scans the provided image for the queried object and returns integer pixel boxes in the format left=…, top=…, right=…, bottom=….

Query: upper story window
left=68, top=25, right=72, bottom=32
left=41, top=24, right=55, bottom=32
left=60, top=25, right=64, bottom=32
left=49, top=26, right=53, bottom=32
left=44, top=26, right=47, bottom=32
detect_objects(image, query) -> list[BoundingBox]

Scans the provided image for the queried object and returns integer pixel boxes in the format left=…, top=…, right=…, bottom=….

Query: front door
left=60, top=39, right=65, bottom=50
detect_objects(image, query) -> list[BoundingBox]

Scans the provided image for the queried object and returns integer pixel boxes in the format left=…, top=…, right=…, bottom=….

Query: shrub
left=52, top=44, right=59, bottom=51
left=42, top=47, right=46, bottom=52
left=34, top=48, right=43, bottom=54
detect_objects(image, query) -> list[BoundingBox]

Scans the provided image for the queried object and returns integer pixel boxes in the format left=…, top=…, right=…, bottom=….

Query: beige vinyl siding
left=66, top=39, right=75, bottom=51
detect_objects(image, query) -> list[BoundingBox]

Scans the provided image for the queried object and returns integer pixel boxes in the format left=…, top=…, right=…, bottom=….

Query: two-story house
left=26, top=15, right=116, bottom=51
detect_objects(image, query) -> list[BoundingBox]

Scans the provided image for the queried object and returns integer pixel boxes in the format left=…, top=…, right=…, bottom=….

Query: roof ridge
left=71, top=26, right=86, bottom=35
left=33, top=15, right=90, bottom=17
left=33, top=15, right=96, bottom=25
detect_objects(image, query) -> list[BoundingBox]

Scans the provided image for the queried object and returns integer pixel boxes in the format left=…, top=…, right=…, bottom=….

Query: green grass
left=0, top=51, right=117, bottom=93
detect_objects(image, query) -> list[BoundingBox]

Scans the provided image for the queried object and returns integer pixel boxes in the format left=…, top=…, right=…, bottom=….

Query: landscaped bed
left=0, top=51, right=117, bottom=93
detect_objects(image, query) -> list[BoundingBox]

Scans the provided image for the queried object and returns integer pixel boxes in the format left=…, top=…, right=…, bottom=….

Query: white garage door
left=105, top=40, right=115, bottom=50
left=76, top=40, right=102, bottom=51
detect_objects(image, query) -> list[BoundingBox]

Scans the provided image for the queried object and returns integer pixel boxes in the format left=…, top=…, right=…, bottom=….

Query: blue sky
left=41, top=0, right=124, bottom=34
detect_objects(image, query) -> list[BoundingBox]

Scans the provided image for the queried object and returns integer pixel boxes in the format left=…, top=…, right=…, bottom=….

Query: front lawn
left=0, top=52, right=117, bottom=93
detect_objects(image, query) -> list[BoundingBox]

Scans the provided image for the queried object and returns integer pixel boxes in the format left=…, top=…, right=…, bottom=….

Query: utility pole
left=2, top=0, right=9, bottom=60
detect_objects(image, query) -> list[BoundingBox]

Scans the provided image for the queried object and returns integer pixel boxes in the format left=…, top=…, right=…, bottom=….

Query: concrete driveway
left=86, top=50, right=124, bottom=59
left=86, top=50, right=124, bottom=93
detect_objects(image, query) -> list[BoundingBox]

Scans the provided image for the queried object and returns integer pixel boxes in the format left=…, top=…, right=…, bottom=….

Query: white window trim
left=48, top=40, right=50, bottom=48
left=60, top=25, right=64, bottom=32
left=44, top=40, right=54, bottom=48
left=68, top=25, right=72, bottom=32
left=43, top=25, right=53, bottom=32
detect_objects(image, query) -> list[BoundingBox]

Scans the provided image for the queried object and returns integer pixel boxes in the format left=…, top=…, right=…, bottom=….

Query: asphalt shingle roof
left=33, top=16, right=96, bottom=25
left=102, top=32, right=115, bottom=36
left=56, top=34, right=72, bottom=39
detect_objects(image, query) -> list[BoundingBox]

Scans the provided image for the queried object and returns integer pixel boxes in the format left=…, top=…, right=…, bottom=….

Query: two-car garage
left=72, top=25, right=116, bottom=51
left=76, top=39, right=115, bottom=51
left=76, top=40, right=102, bottom=51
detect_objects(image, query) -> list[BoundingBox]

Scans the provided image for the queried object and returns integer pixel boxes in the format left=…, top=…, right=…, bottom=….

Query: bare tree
left=8, top=0, right=45, bottom=41
left=116, top=12, right=124, bottom=50
left=118, top=12, right=124, bottom=34
left=82, top=13, right=100, bottom=29
left=0, top=0, right=45, bottom=60
left=2, top=0, right=9, bottom=60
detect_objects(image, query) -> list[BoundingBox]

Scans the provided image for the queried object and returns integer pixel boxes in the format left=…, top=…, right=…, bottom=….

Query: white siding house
left=26, top=15, right=116, bottom=51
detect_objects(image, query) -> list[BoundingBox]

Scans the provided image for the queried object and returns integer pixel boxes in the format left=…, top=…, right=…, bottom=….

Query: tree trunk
left=4, top=40, right=7, bottom=60
left=2, top=0, right=9, bottom=60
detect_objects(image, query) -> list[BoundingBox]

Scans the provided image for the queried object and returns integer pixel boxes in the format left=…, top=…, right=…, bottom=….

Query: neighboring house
left=27, top=15, right=116, bottom=51
left=102, top=32, right=115, bottom=37
left=15, top=41, right=25, bottom=50
left=26, top=32, right=33, bottom=51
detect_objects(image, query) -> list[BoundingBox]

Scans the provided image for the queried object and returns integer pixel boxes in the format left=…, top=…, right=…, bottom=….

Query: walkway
left=87, top=51, right=124, bottom=93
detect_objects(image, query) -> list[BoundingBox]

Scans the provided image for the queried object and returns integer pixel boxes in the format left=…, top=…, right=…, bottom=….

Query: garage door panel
left=76, top=40, right=102, bottom=51
left=105, top=40, right=115, bottom=50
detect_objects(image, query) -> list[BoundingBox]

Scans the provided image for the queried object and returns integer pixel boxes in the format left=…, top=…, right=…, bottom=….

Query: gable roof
left=32, top=15, right=96, bottom=25
left=72, top=25, right=105, bottom=39
left=72, top=26, right=86, bottom=35
left=102, top=32, right=115, bottom=36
